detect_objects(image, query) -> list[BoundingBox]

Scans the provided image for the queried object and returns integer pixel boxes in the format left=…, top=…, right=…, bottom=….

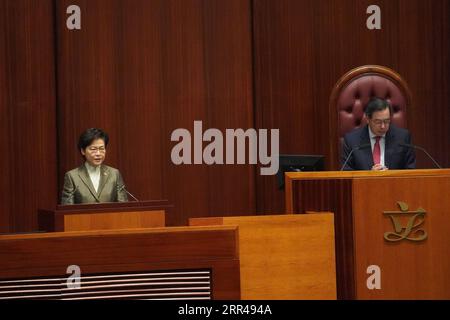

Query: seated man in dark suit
left=61, top=128, right=129, bottom=204
left=341, top=98, right=416, bottom=171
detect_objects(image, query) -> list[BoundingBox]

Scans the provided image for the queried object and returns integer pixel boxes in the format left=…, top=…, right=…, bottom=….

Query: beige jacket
left=60, top=165, right=128, bottom=204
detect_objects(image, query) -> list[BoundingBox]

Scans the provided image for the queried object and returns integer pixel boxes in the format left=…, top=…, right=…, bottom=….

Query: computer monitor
left=276, top=154, right=325, bottom=190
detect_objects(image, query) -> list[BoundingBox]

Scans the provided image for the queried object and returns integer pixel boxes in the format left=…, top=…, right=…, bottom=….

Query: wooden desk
left=285, top=169, right=450, bottom=299
left=38, top=200, right=171, bottom=231
left=190, top=213, right=336, bottom=299
left=0, top=226, right=240, bottom=300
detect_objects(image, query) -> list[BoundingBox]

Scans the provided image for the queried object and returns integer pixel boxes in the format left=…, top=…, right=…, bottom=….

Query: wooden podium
left=38, top=200, right=171, bottom=232
left=285, top=169, right=450, bottom=300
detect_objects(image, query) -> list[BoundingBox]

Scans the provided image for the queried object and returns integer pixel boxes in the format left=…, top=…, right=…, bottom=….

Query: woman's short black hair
left=364, top=98, right=393, bottom=118
left=78, top=128, right=109, bottom=151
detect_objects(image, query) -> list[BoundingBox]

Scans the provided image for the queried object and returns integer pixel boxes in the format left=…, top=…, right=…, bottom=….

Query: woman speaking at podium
left=60, top=128, right=128, bottom=204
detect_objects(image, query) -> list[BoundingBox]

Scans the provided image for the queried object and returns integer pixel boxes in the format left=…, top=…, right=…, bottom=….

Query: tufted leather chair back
left=329, top=65, right=412, bottom=169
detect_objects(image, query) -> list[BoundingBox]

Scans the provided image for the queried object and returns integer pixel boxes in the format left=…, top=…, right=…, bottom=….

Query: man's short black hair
left=365, top=98, right=393, bottom=118
left=78, top=128, right=109, bottom=151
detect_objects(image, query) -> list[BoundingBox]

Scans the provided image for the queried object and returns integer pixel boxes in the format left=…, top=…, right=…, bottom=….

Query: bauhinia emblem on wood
left=383, top=201, right=428, bottom=242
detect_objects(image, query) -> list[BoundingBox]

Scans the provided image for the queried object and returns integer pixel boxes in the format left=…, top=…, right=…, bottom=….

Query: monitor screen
left=276, top=154, right=325, bottom=190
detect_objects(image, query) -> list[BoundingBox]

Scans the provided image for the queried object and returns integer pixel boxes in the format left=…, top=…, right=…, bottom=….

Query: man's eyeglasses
left=371, top=119, right=391, bottom=126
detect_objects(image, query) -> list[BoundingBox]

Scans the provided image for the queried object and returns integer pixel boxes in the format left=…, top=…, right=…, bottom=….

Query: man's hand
left=372, top=164, right=388, bottom=171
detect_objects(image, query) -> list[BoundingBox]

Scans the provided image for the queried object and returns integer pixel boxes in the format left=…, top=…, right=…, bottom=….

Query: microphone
left=340, top=143, right=371, bottom=171
left=119, top=185, right=140, bottom=202
left=399, top=143, right=442, bottom=169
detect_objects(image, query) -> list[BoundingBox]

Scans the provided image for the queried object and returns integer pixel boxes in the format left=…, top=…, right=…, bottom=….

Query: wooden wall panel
left=159, top=0, right=255, bottom=225
left=396, top=0, right=450, bottom=169
left=201, top=0, right=255, bottom=219
left=160, top=0, right=255, bottom=225
left=56, top=0, right=165, bottom=203
left=1, top=0, right=448, bottom=231
left=253, top=0, right=450, bottom=214
left=253, top=0, right=318, bottom=214
left=0, top=0, right=57, bottom=232
left=0, top=1, right=10, bottom=232
left=56, top=0, right=116, bottom=178
left=56, top=0, right=255, bottom=226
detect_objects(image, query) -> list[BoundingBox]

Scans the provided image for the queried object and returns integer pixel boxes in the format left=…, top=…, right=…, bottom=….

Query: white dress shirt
left=85, top=162, right=101, bottom=192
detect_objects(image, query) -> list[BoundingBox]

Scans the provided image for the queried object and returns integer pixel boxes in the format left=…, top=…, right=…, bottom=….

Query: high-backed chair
left=328, top=65, right=412, bottom=170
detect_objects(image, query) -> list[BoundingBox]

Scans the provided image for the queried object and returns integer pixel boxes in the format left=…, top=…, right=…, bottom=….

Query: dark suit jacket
left=341, top=124, right=416, bottom=170
left=61, top=164, right=128, bottom=204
